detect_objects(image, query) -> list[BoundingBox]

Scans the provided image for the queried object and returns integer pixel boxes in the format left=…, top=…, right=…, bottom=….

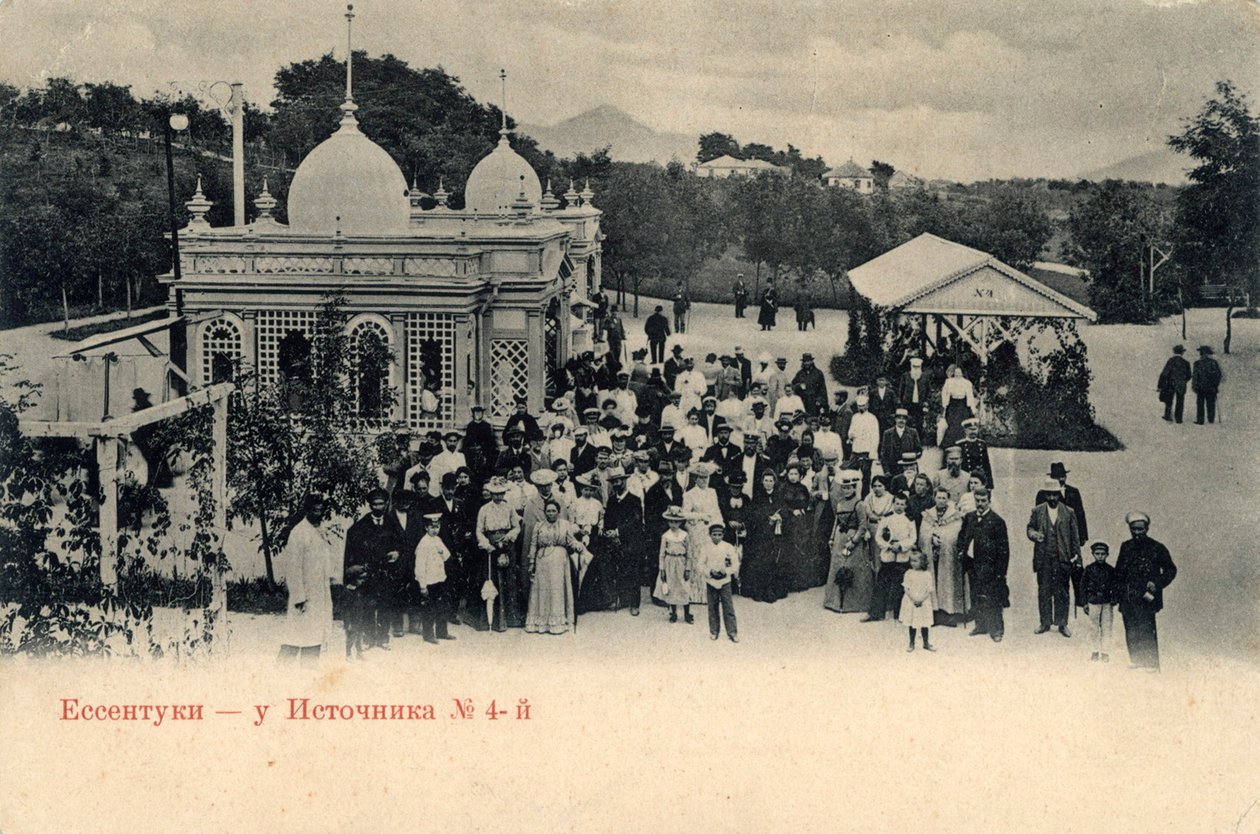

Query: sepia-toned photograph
left=1, top=1, right=1257, bottom=831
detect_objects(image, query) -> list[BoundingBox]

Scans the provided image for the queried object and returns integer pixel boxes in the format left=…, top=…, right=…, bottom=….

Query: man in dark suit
left=663, top=344, right=685, bottom=388
left=733, top=346, right=753, bottom=395
left=702, top=423, right=743, bottom=499
left=644, top=456, right=686, bottom=590
left=791, top=352, right=829, bottom=416
left=1113, top=511, right=1177, bottom=670
left=957, top=487, right=1010, bottom=641
left=654, top=424, right=684, bottom=464
left=1027, top=479, right=1082, bottom=636
left=462, top=404, right=498, bottom=482
left=569, top=425, right=600, bottom=476
left=644, top=305, right=671, bottom=364
left=1157, top=344, right=1192, bottom=423
left=896, top=356, right=929, bottom=436
left=879, top=408, right=923, bottom=479
left=389, top=489, right=428, bottom=636
left=1034, top=461, right=1088, bottom=540
left=503, top=397, right=543, bottom=443
left=956, top=417, right=993, bottom=488
left=343, top=488, right=405, bottom=655
left=1191, top=344, right=1223, bottom=425
left=868, top=375, right=898, bottom=435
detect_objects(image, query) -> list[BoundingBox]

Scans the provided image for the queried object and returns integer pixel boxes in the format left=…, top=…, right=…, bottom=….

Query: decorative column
left=240, top=309, right=257, bottom=371
left=454, top=312, right=473, bottom=424
left=526, top=309, right=544, bottom=414
left=389, top=312, right=407, bottom=425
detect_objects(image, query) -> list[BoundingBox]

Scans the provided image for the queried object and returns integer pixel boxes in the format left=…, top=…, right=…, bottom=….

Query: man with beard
left=765, top=419, right=798, bottom=474
left=604, top=469, right=647, bottom=614
left=1035, top=461, right=1088, bottom=540
left=1113, top=511, right=1177, bottom=671
left=1027, top=479, right=1083, bottom=637
left=567, top=425, right=599, bottom=478
left=957, top=487, right=1010, bottom=642
left=791, top=353, right=829, bottom=416
left=880, top=408, right=923, bottom=482
left=504, top=395, right=543, bottom=443
left=933, top=447, right=971, bottom=504
left=343, top=488, right=405, bottom=655
left=462, top=404, right=498, bottom=482
left=663, top=343, right=685, bottom=388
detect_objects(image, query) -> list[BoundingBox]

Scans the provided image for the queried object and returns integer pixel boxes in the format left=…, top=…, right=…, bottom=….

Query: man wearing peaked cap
left=956, top=417, right=993, bottom=490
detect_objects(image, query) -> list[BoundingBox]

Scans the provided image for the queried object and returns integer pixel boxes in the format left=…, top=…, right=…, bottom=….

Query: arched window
left=200, top=318, right=242, bottom=384
left=277, top=329, right=312, bottom=384
left=349, top=319, right=391, bottom=421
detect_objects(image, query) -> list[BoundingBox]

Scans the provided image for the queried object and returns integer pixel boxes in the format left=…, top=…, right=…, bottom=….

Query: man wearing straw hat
left=476, top=478, right=522, bottom=631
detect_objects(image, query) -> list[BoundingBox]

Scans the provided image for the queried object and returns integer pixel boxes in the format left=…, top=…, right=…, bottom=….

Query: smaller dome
left=463, top=130, right=542, bottom=214
left=287, top=107, right=411, bottom=236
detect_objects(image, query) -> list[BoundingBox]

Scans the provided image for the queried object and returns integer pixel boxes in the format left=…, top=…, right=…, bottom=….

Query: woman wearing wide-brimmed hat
left=654, top=506, right=694, bottom=623
left=683, top=462, right=724, bottom=607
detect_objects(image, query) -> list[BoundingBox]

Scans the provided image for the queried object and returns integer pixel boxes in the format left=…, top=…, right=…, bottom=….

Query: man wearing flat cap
left=1113, top=512, right=1177, bottom=670
left=1191, top=344, right=1223, bottom=425
left=791, top=352, right=829, bottom=417
left=1157, top=345, right=1192, bottom=423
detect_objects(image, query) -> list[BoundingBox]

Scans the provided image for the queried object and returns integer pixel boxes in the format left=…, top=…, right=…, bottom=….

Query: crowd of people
left=278, top=313, right=1177, bottom=672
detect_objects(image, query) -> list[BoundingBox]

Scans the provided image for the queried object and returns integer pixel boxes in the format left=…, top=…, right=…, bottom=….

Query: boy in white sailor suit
left=701, top=521, right=741, bottom=642
left=414, top=513, right=456, bottom=645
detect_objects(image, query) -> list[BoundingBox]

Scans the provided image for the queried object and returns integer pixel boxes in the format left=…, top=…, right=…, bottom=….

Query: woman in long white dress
left=525, top=500, right=586, bottom=635
left=683, top=463, right=724, bottom=610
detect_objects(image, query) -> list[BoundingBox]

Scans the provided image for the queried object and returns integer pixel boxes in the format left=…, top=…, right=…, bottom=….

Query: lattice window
left=544, top=299, right=560, bottom=398
left=256, top=310, right=317, bottom=385
left=490, top=338, right=529, bottom=420
left=349, top=319, right=392, bottom=423
left=200, top=318, right=242, bottom=385
left=406, top=313, right=456, bottom=430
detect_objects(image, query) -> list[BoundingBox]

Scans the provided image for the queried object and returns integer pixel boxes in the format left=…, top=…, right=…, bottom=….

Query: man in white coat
left=847, top=393, right=881, bottom=496
left=278, top=494, right=337, bottom=664
left=428, top=431, right=467, bottom=497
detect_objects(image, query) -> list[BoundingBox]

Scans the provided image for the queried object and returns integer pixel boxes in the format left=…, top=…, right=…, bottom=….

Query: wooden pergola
left=848, top=233, right=1097, bottom=365
left=18, top=382, right=234, bottom=616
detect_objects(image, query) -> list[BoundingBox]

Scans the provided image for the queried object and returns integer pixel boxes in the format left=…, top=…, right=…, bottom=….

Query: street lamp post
left=165, top=109, right=189, bottom=387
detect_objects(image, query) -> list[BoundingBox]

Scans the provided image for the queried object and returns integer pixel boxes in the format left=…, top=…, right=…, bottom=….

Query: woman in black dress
left=740, top=471, right=785, bottom=602
left=779, top=461, right=815, bottom=593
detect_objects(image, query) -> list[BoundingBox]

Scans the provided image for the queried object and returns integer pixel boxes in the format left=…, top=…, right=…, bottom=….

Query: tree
left=870, top=160, right=895, bottom=190
left=697, top=131, right=740, bottom=163
left=742, top=142, right=775, bottom=162
left=1065, top=181, right=1169, bottom=323
left=227, top=295, right=394, bottom=583
left=1168, top=80, right=1260, bottom=349
left=966, top=191, right=1053, bottom=272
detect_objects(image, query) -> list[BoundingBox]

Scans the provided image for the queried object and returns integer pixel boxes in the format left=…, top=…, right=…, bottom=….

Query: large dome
left=463, top=131, right=542, bottom=213
left=287, top=110, right=411, bottom=236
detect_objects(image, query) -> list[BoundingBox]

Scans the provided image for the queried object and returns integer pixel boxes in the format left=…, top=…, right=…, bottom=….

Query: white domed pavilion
left=161, top=28, right=602, bottom=429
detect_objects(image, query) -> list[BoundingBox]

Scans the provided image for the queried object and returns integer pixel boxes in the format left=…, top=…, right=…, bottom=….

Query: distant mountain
left=1078, top=148, right=1188, bottom=185
left=520, top=105, right=696, bottom=165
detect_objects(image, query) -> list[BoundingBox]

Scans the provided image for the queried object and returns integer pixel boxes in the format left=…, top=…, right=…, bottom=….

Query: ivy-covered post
left=210, top=396, right=228, bottom=617
left=96, top=434, right=122, bottom=586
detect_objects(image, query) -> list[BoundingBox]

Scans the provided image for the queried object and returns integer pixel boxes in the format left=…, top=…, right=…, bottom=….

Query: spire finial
left=345, top=5, right=356, bottom=102
left=498, top=68, right=509, bottom=138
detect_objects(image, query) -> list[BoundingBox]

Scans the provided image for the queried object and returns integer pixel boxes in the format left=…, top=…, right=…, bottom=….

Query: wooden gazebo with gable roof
left=847, top=233, right=1096, bottom=365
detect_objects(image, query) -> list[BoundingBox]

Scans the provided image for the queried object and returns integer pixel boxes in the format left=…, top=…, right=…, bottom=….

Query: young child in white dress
left=902, top=549, right=936, bottom=652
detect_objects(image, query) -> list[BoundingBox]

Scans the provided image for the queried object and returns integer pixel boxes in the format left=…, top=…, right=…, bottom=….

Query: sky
left=1, top=0, right=1257, bottom=181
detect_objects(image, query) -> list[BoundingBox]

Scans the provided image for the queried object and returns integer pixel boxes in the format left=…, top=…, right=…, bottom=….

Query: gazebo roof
left=847, top=233, right=1096, bottom=321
